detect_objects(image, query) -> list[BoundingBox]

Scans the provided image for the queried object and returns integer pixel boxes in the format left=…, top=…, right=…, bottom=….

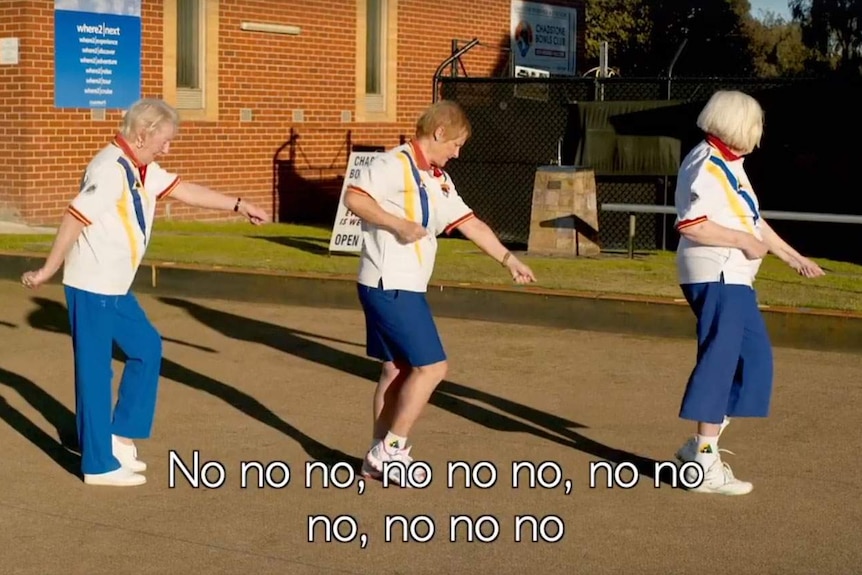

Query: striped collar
left=407, top=139, right=432, bottom=171
left=407, top=138, right=447, bottom=177
left=112, top=134, right=147, bottom=169
left=706, top=135, right=741, bottom=161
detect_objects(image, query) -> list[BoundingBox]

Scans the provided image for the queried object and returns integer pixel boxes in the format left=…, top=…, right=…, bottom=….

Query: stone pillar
left=527, top=166, right=600, bottom=257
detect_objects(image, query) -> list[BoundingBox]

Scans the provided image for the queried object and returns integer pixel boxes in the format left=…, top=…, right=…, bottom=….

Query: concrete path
left=0, top=281, right=859, bottom=574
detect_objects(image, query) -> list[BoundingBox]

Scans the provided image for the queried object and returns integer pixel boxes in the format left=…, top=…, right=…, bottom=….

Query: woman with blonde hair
left=345, top=100, right=536, bottom=484
left=21, top=98, right=268, bottom=486
left=672, top=90, right=823, bottom=495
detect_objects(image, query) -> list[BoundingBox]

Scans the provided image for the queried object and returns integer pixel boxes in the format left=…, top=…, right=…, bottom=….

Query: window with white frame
left=176, top=0, right=205, bottom=109
left=365, top=0, right=386, bottom=112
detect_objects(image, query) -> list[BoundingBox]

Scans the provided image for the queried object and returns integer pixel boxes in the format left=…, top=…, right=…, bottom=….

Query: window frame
left=162, top=0, right=220, bottom=121
left=355, top=0, right=398, bottom=122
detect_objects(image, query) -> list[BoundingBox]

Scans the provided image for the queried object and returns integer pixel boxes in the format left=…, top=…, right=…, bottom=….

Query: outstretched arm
left=169, top=182, right=269, bottom=224
left=759, top=219, right=825, bottom=278
left=456, top=217, right=536, bottom=284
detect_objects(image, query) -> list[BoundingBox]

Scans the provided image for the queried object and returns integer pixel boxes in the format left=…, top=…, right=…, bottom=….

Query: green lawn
left=2, top=221, right=861, bottom=312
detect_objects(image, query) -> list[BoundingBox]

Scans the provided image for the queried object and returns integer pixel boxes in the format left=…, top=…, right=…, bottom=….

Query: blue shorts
left=357, top=282, right=447, bottom=367
left=678, top=278, right=774, bottom=423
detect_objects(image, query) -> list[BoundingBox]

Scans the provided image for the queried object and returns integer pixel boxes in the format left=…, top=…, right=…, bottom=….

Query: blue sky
left=749, top=0, right=792, bottom=21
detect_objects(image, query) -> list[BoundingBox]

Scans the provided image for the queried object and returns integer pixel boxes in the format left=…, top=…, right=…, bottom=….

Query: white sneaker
left=675, top=417, right=731, bottom=463
left=361, top=441, right=385, bottom=479
left=361, top=455, right=382, bottom=479
left=361, top=438, right=384, bottom=479
left=84, top=466, right=147, bottom=487
left=361, top=441, right=427, bottom=487
left=687, top=457, right=753, bottom=496
left=112, top=435, right=147, bottom=472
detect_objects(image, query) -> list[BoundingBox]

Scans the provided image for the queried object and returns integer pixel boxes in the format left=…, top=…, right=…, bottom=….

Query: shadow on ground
left=253, top=235, right=331, bottom=256
left=0, top=366, right=81, bottom=478
left=23, top=297, right=360, bottom=475
left=157, top=296, right=673, bottom=485
left=252, top=235, right=363, bottom=260
left=13, top=295, right=678, bottom=486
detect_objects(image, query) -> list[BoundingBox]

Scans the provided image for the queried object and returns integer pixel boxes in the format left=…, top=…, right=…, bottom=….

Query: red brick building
left=0, top=0, right=585, bottom=226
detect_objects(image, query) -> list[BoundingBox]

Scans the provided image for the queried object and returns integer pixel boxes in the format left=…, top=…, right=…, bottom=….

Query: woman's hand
left=789, top=256, right=825, bottom=278
left=21, top=268, right=53, bottom=289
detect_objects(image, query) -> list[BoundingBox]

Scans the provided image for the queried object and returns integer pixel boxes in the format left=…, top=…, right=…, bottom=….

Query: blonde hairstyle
left=415, top=100, right=472, bottom=141
left=120, top=98, right=180, bottom=140
left=696, top=90, right=764, bottom=154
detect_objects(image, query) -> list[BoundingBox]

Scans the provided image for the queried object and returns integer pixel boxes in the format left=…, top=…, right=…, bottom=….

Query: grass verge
left=1, top=221, right=860, bottom=312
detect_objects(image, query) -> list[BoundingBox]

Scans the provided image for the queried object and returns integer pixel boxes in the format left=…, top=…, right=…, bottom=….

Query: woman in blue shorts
left=344, top=100, right=536, bottom=484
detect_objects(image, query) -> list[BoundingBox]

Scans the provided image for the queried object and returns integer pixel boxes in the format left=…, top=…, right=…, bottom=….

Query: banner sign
left=54, top=0, right=142, bottom=109
left=510, top=0, right=577, bottom=76
left=329, top=152, right=384, bottom=253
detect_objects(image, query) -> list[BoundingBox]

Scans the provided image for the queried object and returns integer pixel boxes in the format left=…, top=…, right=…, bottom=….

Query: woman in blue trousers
left=21, top=98, right=268, bottom=486
left=672, top=90, right=824, bottom=495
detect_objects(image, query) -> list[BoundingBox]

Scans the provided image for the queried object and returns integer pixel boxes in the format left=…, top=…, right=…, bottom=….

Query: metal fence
left=438, top=76, right=816, bottom=250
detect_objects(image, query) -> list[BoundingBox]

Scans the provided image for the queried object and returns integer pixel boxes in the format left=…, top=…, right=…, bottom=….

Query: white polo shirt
left=347, top=141, right=475, bottom=292
left=63, top=135, right=181, bottom=295
left=674, top=137, right=763, bottom=286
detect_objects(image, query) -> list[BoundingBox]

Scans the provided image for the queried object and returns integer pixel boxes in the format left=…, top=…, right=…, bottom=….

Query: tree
left=583, top=0, right=651, bottom=73
left=584, top=0, right=759, bottom=76
left=790, top=0, right=862, bottom=73
left=646, top=0, right=757, bottom=77
left=747, top=10, right=812, bottom=76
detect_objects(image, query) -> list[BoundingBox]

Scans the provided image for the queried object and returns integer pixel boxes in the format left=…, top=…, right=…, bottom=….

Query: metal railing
left=432, top=38, right=480, bottom=103
left=601, top=203, right=862, bottom=258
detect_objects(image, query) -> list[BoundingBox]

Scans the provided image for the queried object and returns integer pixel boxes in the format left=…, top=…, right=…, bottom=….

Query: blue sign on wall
left=54, top=0, right=142, bottom=109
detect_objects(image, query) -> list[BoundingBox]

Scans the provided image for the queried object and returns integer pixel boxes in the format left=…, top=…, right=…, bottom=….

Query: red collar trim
left=113, top=134, right=147, bottom=168
left=408, top=139, right=432, bottom=171
left=706, top=135, right=741, bottom=161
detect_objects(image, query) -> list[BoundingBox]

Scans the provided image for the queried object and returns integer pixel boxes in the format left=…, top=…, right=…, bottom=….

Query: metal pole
left=450, top=39, right=458, bottom=77
left=662, top=176, right=668, bottom=250
left=432, top=38, right=480, bottom=102
left=599, top=41, right=608, bottom=101
left=666, top=38, right=688, bottom=100
left=600, top=203, right=862, bottom=224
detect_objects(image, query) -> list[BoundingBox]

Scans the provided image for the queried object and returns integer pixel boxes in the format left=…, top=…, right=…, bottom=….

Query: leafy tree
left=583, top=0, right=651, bottom=73
left=747, top=10, right=812, bottom=76
left=790, top=0, right=862, bottom=73
left=647, top=0, right=757, bottom=77
left=584, top=0, right=758, bottom=76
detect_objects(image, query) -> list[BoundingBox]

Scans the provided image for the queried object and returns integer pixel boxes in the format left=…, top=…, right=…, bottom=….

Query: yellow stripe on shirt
left=396, top=153, right=423, bottom=264
left=115, top=174, right=139, bottom=268
left=705, top=162, right=756, bottom=235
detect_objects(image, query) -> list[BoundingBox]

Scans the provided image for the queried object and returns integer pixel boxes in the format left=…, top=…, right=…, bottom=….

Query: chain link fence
left=439, top=76, right=814, bottom=250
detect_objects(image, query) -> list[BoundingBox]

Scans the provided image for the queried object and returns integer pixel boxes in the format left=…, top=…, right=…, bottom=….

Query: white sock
left=694, top=434, right=719, bottom=469
left=383, top=431, right=407, bottom=451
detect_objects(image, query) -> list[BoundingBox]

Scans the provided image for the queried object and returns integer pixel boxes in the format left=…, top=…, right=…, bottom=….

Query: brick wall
left=1, top=0, right=585, bottom=226
left=0, top=1, right=30, bottom=221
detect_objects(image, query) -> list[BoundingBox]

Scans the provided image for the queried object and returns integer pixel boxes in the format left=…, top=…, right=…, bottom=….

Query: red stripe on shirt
left=347, top=185, right=372, bottom=197
left=676, top=215, right=707, bottom=230
left=444, top=212, right=475, bottom=235
left=157, top=176, right=181, bottom=200
left=67, top=205, right=92, bottom=226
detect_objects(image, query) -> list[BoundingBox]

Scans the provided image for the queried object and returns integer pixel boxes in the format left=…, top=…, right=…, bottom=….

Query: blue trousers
left=357, top=282, right=447, bottom=367
left=679, top=279, right=774, bottom=424
left=65, top=286, right=162, bottom=475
